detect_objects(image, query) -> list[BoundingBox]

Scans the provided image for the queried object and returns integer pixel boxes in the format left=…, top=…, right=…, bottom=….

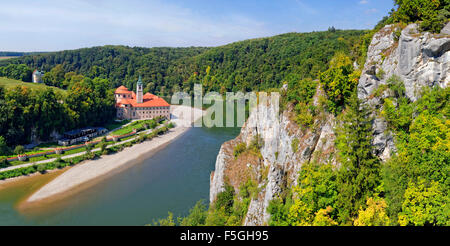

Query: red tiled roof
left=115, top=85, right=170, bottom=108
left=115, top=85, right=132, bottom=94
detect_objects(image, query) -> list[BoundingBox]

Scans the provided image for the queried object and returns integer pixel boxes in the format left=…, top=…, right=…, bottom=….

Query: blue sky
left=0, top=0, right=395, bottom=52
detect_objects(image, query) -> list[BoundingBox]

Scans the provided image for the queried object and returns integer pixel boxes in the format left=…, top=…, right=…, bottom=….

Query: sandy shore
left=25, top=105, right=204, bottom=204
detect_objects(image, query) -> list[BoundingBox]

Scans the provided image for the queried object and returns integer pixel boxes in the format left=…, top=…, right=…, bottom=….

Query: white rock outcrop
left=358, top=23, right=449, bottom=160
left=210, top=93, right=336, bottom=225
left=210, top=22, right=450, bottom=226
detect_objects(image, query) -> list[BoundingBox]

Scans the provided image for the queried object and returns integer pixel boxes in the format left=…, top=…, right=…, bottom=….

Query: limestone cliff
left=358, top=22, right=449, bottom=161
left=210, top=89, right=336, bottom=225
left=209, top=22, right=450, bottom=226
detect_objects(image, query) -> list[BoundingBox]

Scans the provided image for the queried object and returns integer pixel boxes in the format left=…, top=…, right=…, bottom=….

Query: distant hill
left=0, top=51, right=46, bottom=57
left=1, top=30, right=366, bottom=94
left=0, top=76, right=66, bottom=95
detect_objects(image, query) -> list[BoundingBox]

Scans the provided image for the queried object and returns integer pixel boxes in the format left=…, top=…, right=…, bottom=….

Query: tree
left=354, top=197, right=391, bottom=226
left=42, top=64, right=65, bottom=87
left=214, top=183, right=235, bottom=214
left=382, top=86, right=449, bottom=223
left=287, top=199, right=314, bottom=226
left=398, top=179, right=449, bottom=226
left=319, top=53, right=360, bottom=114
left=14, top=145, right=25, bottom=155
left=2, top=31, right=364, bottom=94
left=33, top=88, right=66, bottom=140
left=152, top=212, right=176, bottom=226
left=393, top=0, right=450, bottom=33
left=85, top=143, right=93, bottom=153
left=0, top=136, right=10, bottom=156
left=179, top=200, right=208, bottom=226
left=295, top=162, right=338, bottom=216
left=335, top=93, right=381, bottom=223
left=313, top=207, right=338, bottom=226
left=0, top=64, right=32, bottom=82
left=267, top=198, right=291, bottom=226
left=100, top=142, right=108, bottom=153
left=268, top=162, right=339, bottom=226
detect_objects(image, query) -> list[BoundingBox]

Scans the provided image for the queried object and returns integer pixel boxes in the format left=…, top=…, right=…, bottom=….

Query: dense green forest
left=1, top=30, right=365, bottom=95
left=0, top=28, right=365, bottom=154
left=0, top=75, right=115, bottom=155
left=0, top=29, right=365, bottom=152
left=155, top=0, right=449, bottom=226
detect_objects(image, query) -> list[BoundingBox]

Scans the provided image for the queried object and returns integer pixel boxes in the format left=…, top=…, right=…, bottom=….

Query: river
left=0, top=126, right=240, bottom=225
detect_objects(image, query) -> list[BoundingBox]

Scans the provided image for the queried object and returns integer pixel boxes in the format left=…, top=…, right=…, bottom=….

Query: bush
left=0, top=157, right=9, bottom=168
left=214, top=183, right=235, bottom=214
left=100, top=142, right=108, bottom=152
left=233, top=142, right=247, bottom=158
left=85, top=143, right=94, bottom=153
left=286, top=76, right=318, bottom=106
left=14, top=145, right=25, bottom=155
left=392, top=0, right=449, bottom=33
left=37, top=164, right=47, bottom=174
left=319, top=52, right=360, bottom=114
left=179, top=200, right=208, bottom=226
left=248, top=135, right=263, bottom=152
left=295, top=103, right=314, bottom=128
left=291, top=138, right=300, bottom=153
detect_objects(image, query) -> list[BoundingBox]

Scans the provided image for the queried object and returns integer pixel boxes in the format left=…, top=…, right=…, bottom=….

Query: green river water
left=0, top=126, right=240, bottom=225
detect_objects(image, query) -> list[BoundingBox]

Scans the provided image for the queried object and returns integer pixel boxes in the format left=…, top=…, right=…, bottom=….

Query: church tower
left=136, top=75, right=143, bottom=104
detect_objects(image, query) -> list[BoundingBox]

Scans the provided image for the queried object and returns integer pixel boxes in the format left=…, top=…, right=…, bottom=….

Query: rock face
left=209, top=22, right=449, bottom=226
left=358, top=23, right=449, bottom=161
left=210, top=90, right=337, bottom=225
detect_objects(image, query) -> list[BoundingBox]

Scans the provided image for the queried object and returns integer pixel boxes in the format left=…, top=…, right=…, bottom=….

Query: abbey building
left=114, top=77, right=170, bottom=120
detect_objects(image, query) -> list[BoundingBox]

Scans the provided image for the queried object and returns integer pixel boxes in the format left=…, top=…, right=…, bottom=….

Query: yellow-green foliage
left=371, top=83, right=388, bottom=98
left=248, top=135, right=263, bottom=153
left=382, top=86, right=449, bottom=224
left=268, top=162, right=339, bottom=226
left=354, top=197, right=391, bottom=226
left=392, top=0, right=450, bottom=33
left=319, top=52, right=361, bottom=114
left=295, top=103, right=314, bottom=128
left=291, top=138, right=300, bottom=153
left=175, top=180, right=258, bottom=226
left=398, top=179, right=449, bottom=226
left=151, top=212, right=176, bottom=226
left=313, top=207, right=339, bottom=226
left=233, top=142, right=247, bottom=158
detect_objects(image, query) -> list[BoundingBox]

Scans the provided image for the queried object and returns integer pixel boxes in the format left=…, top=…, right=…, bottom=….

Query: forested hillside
left=1, top=30, right=365, bottom=95
left=0, top=75, right=115, bottom=154
left=157, top=0, right=450, bottom=226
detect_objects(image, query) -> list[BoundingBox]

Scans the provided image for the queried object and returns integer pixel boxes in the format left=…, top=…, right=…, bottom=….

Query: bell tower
left=136, top=75, right=143, bottom=104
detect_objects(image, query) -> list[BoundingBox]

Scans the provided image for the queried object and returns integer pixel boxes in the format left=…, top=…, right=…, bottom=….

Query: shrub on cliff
left=178, top=200, right=208, bottom=226
left=233, top=142, right=247, bottom=158
left=319, top=52, right=360, bottom=115
left=392, top=0, right=450, bottom=33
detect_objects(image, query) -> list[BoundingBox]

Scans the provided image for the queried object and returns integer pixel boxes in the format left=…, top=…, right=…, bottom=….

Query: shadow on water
left=0, top=126, right=240, bottom=225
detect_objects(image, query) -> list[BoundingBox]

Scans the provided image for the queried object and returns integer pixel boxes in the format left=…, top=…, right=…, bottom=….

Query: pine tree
left=335, top=93, right=381, bottom=224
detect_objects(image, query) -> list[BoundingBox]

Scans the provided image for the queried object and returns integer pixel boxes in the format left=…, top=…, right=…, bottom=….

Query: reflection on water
left=0, top=126, right=239, bottom=225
